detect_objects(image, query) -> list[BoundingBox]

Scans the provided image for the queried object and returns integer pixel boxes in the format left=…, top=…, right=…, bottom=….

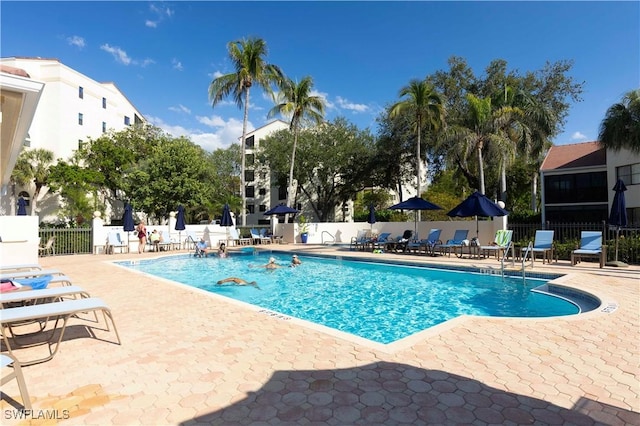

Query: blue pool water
left=118, top=253, right=579, bottom=344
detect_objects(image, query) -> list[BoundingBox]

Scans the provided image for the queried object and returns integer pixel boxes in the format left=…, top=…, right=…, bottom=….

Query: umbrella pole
left=615, top=227, right=620, bottom=262
left=607, top=226, right=629, bottom=267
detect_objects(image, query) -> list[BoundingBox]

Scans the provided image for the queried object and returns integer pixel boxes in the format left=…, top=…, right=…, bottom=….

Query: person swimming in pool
left=259, top=257, right=282, bottom=270
left=290, top=254, right=302, bottom=267
left=216, top=277, right=260, bottom=289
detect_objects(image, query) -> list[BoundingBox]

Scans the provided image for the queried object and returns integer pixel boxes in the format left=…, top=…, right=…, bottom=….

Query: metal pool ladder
left=321, top=231, right=336, bottom=245
left=520, top=241, right=533, bottom=282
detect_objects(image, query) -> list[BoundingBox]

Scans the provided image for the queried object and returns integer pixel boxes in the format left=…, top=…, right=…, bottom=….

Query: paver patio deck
left=1, top=245, right=638, bottom=425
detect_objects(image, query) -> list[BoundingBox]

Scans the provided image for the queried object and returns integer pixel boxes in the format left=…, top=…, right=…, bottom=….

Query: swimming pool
left=118, top=252, right=580, bottom=344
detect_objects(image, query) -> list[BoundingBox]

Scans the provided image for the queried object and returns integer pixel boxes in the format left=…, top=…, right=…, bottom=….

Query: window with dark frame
left=246, top=154, right=255, bottom=166
left=245, top=170, right=255, bottom=182
left=102, top=97, right=107, bottom=109
left=617, top=163, right=640, bottom=185
left=278, top=186, right=287, bottom=200
left=247, top=204, right=255, bottom=214
left=259, top=204, right=267, bottom=212
left=245, top=135, right=255, bottom=149
left=102, top=122, right=106, bottom=133
left=79, top=86, right=83, bottom=99
left=258, top=188, right=266, bottom=196
left=245, top=186, right=255, bottom=198
left=78, top=113, right=83, bottom=125
left=124, top=116, right=130, bottom=126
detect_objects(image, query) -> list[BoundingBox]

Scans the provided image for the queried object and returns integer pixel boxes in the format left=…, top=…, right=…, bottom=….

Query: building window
left=102, top=122, right=107, bottom=133
left=124, top=116, right=130, bottom=126
left=78, top=139, right=85, bottom=150
left=245, top=170, right=254, bottom=182
left=245, top=186, right=255, bottom=198
left=247, top=204, right=255, bottom=214
left=246, top=154, right=255, bottom=166
left=79, top=86, right=83, bottom=99
left=544, top=172, right=607, bottom=204
left=278, top=186, right=287, bottom=200
left=259, top=204, right=267, bottom=212
left=258, top=188, right=266, bottom=196
left=78, top=113, right=83, bottom=125
left=617, top=163, right=640, bottom=185
left=102, top=97, right=107, bottom=109
left=245, top=135, right=255, bottom=149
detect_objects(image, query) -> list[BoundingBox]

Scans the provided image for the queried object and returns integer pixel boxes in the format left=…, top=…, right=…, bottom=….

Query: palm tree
left=11, top=148, right=55, bottom=215
left=444, top=93, right=517, bottom=195
left=267, top=76, right=325, bottom=218
left=598, top=89, right=640, bottom=153
left=389, top=79, right=444, bottom=201
left=208, top=37, right=283, bottom=226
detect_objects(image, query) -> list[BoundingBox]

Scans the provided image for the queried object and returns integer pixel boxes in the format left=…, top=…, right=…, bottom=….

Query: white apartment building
left=242, top=120, right=356, bottom=225
left=0, top=57, right=144, bottom=219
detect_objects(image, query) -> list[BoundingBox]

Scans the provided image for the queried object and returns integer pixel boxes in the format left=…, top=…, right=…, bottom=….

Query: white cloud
left=211, top=70, right=224, bottom=79
left=172, top=58, right=183, bottom=71
left=100, top=44, right=133, bottom=65
left=168, top=104, right=191, bottom=114
left=571, top=131, right=587, bottom=141
left=67, top=35, right=85, bottom=49
left=147, top=115, right=251, bottom=152
left=336, top=96, right=369, bottom=113
left=146, top=3, right=174, bottom=28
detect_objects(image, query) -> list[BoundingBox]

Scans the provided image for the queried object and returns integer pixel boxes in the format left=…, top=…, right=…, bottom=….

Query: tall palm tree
left=11, top=148, right=55, bottom=215
left=444, top=93, right=516, bottom=195
left=208, top=37, right=283, bottom=226
left=267, top=76, right=325, bottom=217
left=389, top=79, right=444, bottom=201
left=598, top=89, right=640, bottom=153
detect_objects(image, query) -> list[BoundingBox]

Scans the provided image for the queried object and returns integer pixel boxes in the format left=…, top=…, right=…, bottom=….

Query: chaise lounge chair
left=350, top=230, right=370, bottom=251
left=479, top=230, right=513, bottom=260
left=435, top=230, right=469, bottom=257
left=0, top=285, right=90, bottom=306
left=106, top=232, right=128, bottom=254
left=1, top=297, right=121, bottom=366
left=227, top=228, right=251, bottom=247
left=522, top=230, right=555, bottom=265
left=406, top=229, right=442, bottom=256
left=1, top=353, right=32, bottom=410
left=571, top=231, right=607, bottom=268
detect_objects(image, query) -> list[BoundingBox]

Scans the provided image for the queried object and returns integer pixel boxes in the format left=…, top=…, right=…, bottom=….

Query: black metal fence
left=509, top=221, right=640, bottom=265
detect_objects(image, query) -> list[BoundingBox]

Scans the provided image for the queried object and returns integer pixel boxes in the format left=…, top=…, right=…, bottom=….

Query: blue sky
left=2, top=1, right=638, bottom=152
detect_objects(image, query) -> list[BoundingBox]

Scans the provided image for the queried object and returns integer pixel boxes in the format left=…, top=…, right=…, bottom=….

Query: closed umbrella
left=447, top=191, right=509, bottom=240
left=389, top=196, right=442, bottom=237
left=175, top=205, right=186, bottom=250
left=122, top=203, right=135, bottom=248
left=606, top=179, right=628, bottom=267
left=367, top=203, right=376, bottom=232
left=17, top=197, right=27, bottom=216
left=220, top=203, right=234, bottom=243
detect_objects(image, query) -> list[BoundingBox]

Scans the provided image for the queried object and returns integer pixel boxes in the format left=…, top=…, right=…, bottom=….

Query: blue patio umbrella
left=264, top=204, right=299, bottom=216
left=389, top=196, right=442, bottom=237
left=447, top=191, right=509, bottom=239
left=122, top=202, right=135, bottom=247
left=607, top=179, right=628, bottom=266
left=367, top=203, right=376, bottom=231
left=17, top=197, right=27, bottom=216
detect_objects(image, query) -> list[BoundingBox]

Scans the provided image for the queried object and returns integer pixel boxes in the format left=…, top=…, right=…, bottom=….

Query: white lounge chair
left=106, top=232, right=128, bottom=254
left=38, top=236, right=56, bottom=257
left=227, top=228, right=251, bottom=246
left=1, top=298, right=121, bottom=366
left=0, top=285, right=90, bottom=306
left=0, top=269, right=64, bottom=280
left=1, top=353, right=32, bottom=410
left=0, top=264, right=43, bottom=273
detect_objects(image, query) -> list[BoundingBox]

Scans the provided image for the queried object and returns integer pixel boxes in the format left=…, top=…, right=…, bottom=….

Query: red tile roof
left=0, top=64, right=30, bottom=78
left=540, top=141, right=606, bottom=171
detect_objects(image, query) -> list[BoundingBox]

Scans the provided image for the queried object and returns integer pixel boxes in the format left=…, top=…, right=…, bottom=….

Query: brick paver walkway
left=1, top=246, right=638, bottom=425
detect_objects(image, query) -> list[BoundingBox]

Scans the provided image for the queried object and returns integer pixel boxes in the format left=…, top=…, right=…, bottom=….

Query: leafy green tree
left=48, top=156, right=104, bottom=225
left=80, top=124, right=162, bottom=209
left=208, top=37, right=283, bottom=226
left=260, top=118, right=375, bottom=221
left=598, top=89, right=640, bottom=153
left=268, top=76, right=325, bottom=219
left=11, top=148, right=55, bottom=215
left=124, top=137, right=216, bottom=221
left=389, top=79, right=445, bottom=200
